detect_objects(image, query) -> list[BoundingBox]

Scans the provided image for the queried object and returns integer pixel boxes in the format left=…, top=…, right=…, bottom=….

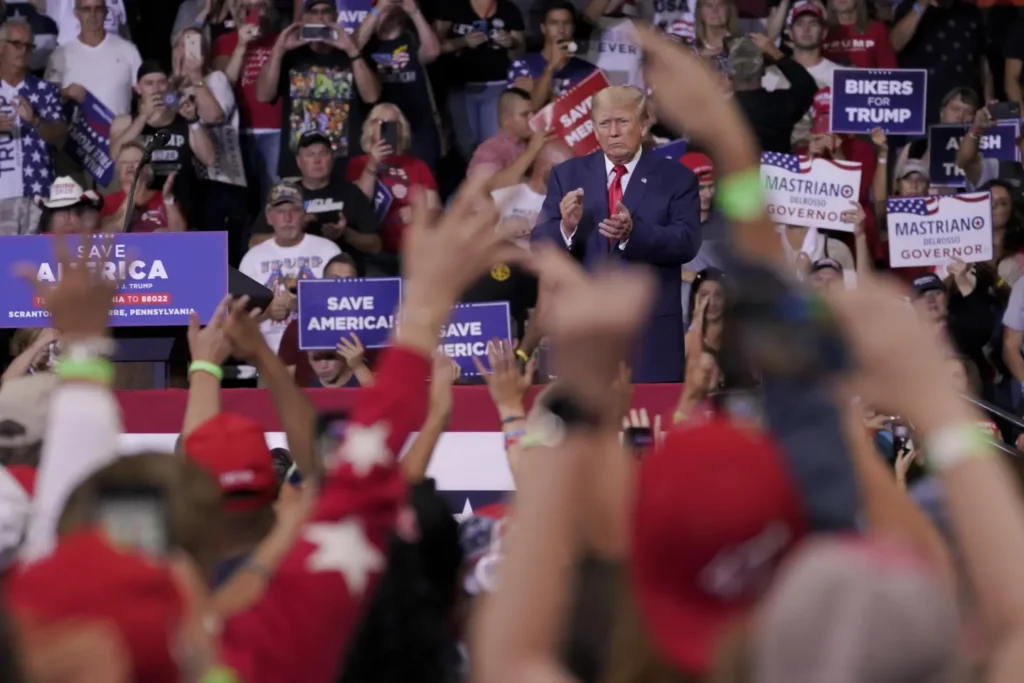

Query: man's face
left=75, top=0, right=108, bottom=32
left=790, top=15, right=824, bottom=50
left=136, top=72, right=168, bottom=98
left=267, top=202, right=305, bottom=240
left=541, top=9, right=574, bottom=44
left=914, top=288, right=947, bottom=322
left=698, top=179, right=714, bottom=213
left=324, top=262, right=357, bottom=279
left=808, top=267, right=842, bottom=293
left=1, top=25, right=33, bottom=71
left=504, top=97, right=534, bottom=140
left=304, top=3, right=338, bottom=25
left=940, top=96, right=976, bottom=124
left=296, top=143, right=333, bottom=182
left=594, top=104, right=644, bottom=163
left=308, top=352, right=344, bottom=382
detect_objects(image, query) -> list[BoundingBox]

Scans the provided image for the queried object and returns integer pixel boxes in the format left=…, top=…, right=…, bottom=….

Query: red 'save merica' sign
left=529, top=71, right=612, bottom=157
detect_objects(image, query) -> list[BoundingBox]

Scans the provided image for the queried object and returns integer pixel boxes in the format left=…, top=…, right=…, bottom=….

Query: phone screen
left=244, top=7, right=260, bottom=24
left=300, top=24, right=335, bottom=42
left=380, top=120, right=398, bottom=150
left=184, top=33, right=202, bottom=62
left=989, top=101, right=1022, bottom=121
left=471, top=19, right=489, bottom=33
left=95, top=490, right=169, bottom=556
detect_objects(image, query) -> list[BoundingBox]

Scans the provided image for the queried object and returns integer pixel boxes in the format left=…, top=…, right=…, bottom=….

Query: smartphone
left=380, top=120, right=398, bottom=150
left=184, top=32, right=202, bottom=62
left=471, top=19, right=488, bottom=34
left=94, top=487, right=170, bottom=557
left=244, top=7, right=260, bottom=25
left=892, top=422, right=912, bottom=456
left=316, top=411, right=351, bottom=464
left=988, top=101, right=1021, bottom=121
left=623, top=426, right=654, bottom=457
left=162, top=91, right=180, bottom=109
left=300, top=24, right=336, bottom=42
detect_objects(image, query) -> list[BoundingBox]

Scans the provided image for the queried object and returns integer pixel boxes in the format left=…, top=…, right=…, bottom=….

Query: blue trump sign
left=373, top=180, right=393, bottom=223
left=297, top=277, right=401, bottom=350
left=829, top=68, right=928, bottom=136
left=66, top=91, right=115, bottom=186
left=439, top=302, right=512, bottom=376
left=928, top=121, right=1021, bottom=187
left=654, top=139, right=688, bottom=160
left=0, top=232, right=228, bottom=328
left=337, top=0, right=372, bottom=33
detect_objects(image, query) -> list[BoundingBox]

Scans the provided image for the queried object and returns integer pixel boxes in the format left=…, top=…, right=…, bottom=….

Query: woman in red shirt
left=100, top=140, right=187, bottom=233
left=347, top=103, right=441, bottom=276
left=822, top=0, right=897, bottom=68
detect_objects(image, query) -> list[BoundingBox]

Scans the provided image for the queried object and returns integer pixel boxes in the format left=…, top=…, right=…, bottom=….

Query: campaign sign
left=761, top=152, right=863, bottom=231
left=928, top=121, right=1021, bottom=187
left=887, top=193, right=993, bottom=268
left=654, top=139, right=688, bottom=161
left=439, top=302, right=512, bottom=376
left=66, top=91, right=115, bottom=186
left=829, top=68, right=928, bottom=136
left=0, top=232, right=228, bottom=328
left=529, top=70, right=611, bottom=156
left=337, top=0, right=372, bottom=33
left=373, top=179, right=393, bottom=223
left=297, top=277, right=401, bottom=350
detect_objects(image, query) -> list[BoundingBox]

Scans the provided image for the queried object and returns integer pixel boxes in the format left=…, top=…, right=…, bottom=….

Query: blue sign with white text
left=829, top=68, right=928, bottom=136
left=654, top=139, right=688, bottom=160
left=66, top=91, right=115, bottom=186
left=337, top=0, right=372, bottom=33
left=297, top=277, right=402, bottom=350
left=0, top=232, right=228, bottom=328
left=439, top=302, right=512, bottom=376
left=928, top=121, right=1021, bottom=187
left=373, top=180, right=393, bottom=223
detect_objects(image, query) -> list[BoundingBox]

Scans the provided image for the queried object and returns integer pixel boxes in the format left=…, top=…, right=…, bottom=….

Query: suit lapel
left=621, top=150, right=653, bottom=214
left=582, top=151, right=609, bottom=228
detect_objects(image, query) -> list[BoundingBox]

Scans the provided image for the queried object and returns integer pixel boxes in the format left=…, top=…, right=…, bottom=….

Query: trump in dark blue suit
left=531, top=86, right=701, bottom=383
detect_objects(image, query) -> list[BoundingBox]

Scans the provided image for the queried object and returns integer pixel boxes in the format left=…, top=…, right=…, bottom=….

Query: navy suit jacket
left=532, top=149, right=701, bottom=383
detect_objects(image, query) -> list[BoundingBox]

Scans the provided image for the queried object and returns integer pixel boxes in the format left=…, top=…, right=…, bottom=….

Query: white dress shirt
left=561, top=147, right=642, bottom=249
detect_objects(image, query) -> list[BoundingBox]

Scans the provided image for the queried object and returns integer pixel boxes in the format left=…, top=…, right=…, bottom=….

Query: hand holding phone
left=184, top=32, right=202, bottom=63
left=988, top=101, right=1021, bottom=121
left=300, top=24, right=336, bottom=42
left=380, top=120, right=399, bottom=150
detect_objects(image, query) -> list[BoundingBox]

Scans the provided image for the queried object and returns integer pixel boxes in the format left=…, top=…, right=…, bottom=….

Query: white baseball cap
left=34, top=176, right=102, bottom=210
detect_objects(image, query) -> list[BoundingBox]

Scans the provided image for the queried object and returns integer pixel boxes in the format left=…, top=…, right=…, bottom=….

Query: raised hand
left=187, top=294, right=234, bottom=365
left=16, top=235, right=117, bottom=341
left=869, top=127, right=887, bottom=152
left=429, top=352, right=461, bottom=419
left=222, top=296, right=270, bottom=362
left=559, top=188, right=584, bottom=233
left=336, top=332, right=366, bottom=368
left=473, top=338, right=535, bottom=414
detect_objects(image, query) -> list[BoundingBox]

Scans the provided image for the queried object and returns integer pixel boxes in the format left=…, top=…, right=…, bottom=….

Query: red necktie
left=607, top=164, right=628, bottom=252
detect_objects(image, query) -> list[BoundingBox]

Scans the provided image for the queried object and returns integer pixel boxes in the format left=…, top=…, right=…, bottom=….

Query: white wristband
left=925, top=423, right=989, bottom=472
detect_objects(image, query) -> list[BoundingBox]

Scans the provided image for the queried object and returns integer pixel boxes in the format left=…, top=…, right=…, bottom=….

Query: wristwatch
left=61, top=338, right=117, bottom=362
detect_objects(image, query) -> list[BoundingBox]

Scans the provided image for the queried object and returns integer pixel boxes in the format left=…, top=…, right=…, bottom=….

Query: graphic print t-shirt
left=237, top=234, right=342, bottom=352
left=437, top=0, right=525, bottom=84
left=0, top=76, right=61, bottom=201
left=277, top=47, right=364, bottom=179
left=491, top=182, right=544, bottom=248
left=365, top=32, right=440, bottom=136
left=582, top=18, right=643, bottom=89
left=638, top=0, right=694, bottom=35
left=823, top=21, right=897, bottom=69
left=506, top=54, right=598, bottom=98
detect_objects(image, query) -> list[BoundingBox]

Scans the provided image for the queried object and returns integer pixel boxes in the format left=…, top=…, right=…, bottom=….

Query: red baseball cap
left=184, top=413, right=277, bottom=511
left=790, top=0, right=825, bottom=23
left=6, top=529, right=185, bottom=683
left=628, top=418, right=807, bottom=675
left=680, top=152, right=715, bottom=182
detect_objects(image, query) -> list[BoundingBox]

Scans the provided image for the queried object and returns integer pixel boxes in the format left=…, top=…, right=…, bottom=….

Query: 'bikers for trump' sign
left=530, top=70, right=611, bottom=156
left=298, top=277, right=401, bottom=350
left=829, top=68, right=927, bottom=136
left=0, top=232, right=228, bottom=328
left=761, top=152, right=863, bottom=232
left=887, top=193, right=993, bottom=268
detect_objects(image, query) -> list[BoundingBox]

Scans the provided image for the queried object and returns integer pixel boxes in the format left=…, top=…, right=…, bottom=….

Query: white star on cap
left=339, top=422, right=392, bottom=476
left=304, top=520, right=385, bottom=596
left=453, top=498, right=474, bottom=523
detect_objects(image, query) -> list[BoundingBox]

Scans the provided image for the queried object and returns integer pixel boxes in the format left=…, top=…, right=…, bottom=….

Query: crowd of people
left=2, top=0, right=1024, bottom=679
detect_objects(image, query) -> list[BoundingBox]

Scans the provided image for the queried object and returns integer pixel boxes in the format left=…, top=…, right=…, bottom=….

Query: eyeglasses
left=4, top=39, right=34, bottom=51
left=75, top=5, right=108, bottom=14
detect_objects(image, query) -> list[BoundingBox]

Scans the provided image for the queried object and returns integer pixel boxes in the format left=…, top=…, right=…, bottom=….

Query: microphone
left=141, top=130, right=170, bottom=165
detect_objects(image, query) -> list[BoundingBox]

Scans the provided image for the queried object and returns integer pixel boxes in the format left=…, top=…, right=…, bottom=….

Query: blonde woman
left=694, top=0, right=737, bottom=58
left=344, top=103, right=440, bottom=273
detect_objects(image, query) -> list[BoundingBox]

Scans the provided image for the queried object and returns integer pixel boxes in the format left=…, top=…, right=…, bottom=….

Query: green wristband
left=715, top=167, right=765, bottom=222
left=202, top=667, right=240, bottom=683
left=189, top=360, right=224, bottom=381
left=55, top=358, right=114, bottom=385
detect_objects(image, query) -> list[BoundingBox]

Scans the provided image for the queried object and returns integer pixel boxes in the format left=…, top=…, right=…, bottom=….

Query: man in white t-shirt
left=46, top=0, right=128, bottom=45
left=238, top=182, right=341, bottom=353
left=761, top=0, right=836, bottom=147
left=492, top=139, right=571, bottom=248
left=581, top=0, right=644, bottom=88
left=43, top=0, right=139, bottom=116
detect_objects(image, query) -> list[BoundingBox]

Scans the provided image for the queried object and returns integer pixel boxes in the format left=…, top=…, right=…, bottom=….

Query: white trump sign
left=761, top=152, right=863, bottom=232
left=887, top=192, right=993, bottom=268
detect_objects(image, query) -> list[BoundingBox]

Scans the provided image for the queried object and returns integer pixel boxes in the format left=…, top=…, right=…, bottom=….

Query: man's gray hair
left=0, top=17, right=33, bottom=43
